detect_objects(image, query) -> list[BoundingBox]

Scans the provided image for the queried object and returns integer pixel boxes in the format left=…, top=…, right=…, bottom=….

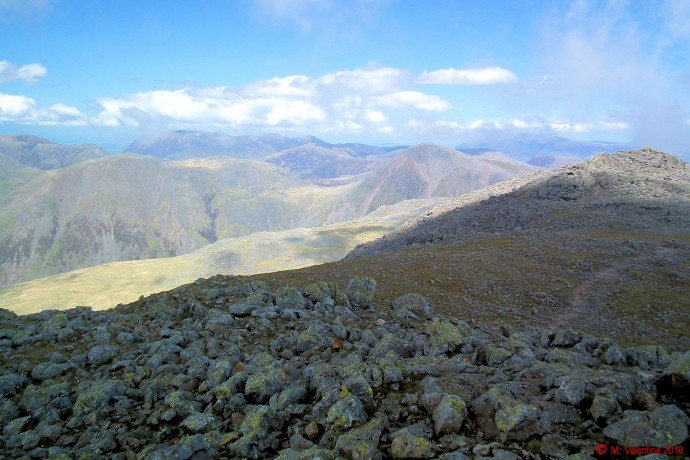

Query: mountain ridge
left=346, top=148, right=689, bottom=259
left=0, top=134, right=109, bottom=170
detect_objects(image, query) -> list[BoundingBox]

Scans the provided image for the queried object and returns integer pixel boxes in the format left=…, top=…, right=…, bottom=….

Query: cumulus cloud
left=404, top=116, right=628, bottom=139
left=90, top=66, right=449, bottom=134
left=370, top=91, right=451, bottom=111
left=418, top=67, right=518, bottom=85
left=0, top=92, right=87, bottom=126
left=532, top=0, right=690, bottom=154
left=0, top=60, right=47, bottom=83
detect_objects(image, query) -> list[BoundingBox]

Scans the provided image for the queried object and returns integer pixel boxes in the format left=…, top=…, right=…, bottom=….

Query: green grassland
left=0, top=198, right=443, bottom=314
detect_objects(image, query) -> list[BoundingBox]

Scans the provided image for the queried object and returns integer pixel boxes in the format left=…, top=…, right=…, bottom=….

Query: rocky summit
left=1, top=276, right=688, bottom=459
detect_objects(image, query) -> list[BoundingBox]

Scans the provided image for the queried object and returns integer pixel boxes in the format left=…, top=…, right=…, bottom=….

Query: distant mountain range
left=458, top=133, right=636, bottom=167
left=2, top=147, right=687, bottom=355
left=0, top=133, right=537, bottom=288
left=125, top=130, right=407, bottom=160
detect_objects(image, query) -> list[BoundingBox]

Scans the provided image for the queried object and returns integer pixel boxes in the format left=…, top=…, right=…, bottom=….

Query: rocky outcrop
left=346, top=148, right=690, bottom=259
left=0, top=276, right=688, bottom=458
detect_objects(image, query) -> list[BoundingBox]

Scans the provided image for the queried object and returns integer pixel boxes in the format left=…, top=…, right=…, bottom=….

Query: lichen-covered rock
left=327, top=395, right=368, bottom=429
left=73, top=379, right=126, bottom=417
left=87, top=344, right=119, bottom=366
left=603, top=405, right=689, bottom=447
left=589, top=392, right=621, bottom=422
left=390, top=427, right=434, bottom=458
left=297, top=323, right=331, bottom=352
left=335, top=417, right=384, bottom=459
left=661, top=350, right=690, bottom=396
left=392, top=293, right=432, bottom=318
left=433, top=394, right=468, bottom=435
left=181, top=412, right=218, bottom=433
left=245, top=364, right=288, bottom=402
left=276, top=446, right=336, bottom=460
left=425, top=321, right=466, bottom=356
left=0, top=372, right=26, bottom=397
left=345, top=276, right=377, bottom=308
left=276, top=286, right=308, bottom=310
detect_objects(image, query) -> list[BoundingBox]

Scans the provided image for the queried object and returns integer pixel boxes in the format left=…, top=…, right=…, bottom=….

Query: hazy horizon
left=1, top=1, right=689, bottom=156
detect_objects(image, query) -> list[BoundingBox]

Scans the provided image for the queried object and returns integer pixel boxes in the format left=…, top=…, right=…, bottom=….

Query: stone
left=0, top=372, right=26, bottom=397
left=276, top=286, right=308, bottom=310
left=87, top=344, right=119, bottom=366
left=603, top=405, right=689, bottom=447
left=390, top=427, right=434, bottom=458
left=552, top=328, right=582, bottom=347
left=392, top=293, right=432, bottom=318
left=245, top=364, right=287, bottom=403
left=589, top=392, right=621, bottom=422
left=31, top=362, right=68, bottom=381
left=73, top=379, right=126, bottom=417
left=327, top=395, right=368, bottom=429
left=335, top=417, right=384, bottom=459
left=181, top=412, right=218, bottom=433
left=345, top=276, right=377, bottom=308
left=433, top=394, right=468, bottom=435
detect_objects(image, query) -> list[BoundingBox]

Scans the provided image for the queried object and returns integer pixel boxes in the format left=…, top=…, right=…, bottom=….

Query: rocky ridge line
left=1, top=276, right=688, bottom=458
left=346, top=148, right=690, bottom=259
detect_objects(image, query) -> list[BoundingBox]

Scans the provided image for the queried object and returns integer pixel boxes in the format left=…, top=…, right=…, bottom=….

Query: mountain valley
left=0, top=133, right=536, bottom=289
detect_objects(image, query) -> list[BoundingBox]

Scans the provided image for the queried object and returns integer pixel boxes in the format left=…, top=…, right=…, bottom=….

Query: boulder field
left=0, top=276, right=688, bottom=459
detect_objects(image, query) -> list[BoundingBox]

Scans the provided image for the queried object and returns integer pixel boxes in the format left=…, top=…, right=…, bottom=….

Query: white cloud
left=363, top=110, right=387, bottom=123
left=90, top=66, right=448, bottom=134
left=533, top=1, right=690, bottom=154
left=405, top=116, right=628, bottom=138
left=418, top=67, right=517, bottom=85
left=0, top=60, right=47, bottom=83
left=0, top=92, right=87, bottom=126
left=316, top=66, right=409, bottom=94
left=371, top=91, right=451, bottom=111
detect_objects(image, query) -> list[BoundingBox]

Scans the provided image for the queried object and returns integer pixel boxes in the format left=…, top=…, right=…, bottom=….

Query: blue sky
left=0, top=0, right=689, bottom=155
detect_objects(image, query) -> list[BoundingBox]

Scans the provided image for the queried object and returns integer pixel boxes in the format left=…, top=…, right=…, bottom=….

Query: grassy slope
left=0, top=198, right=443, bottom=313
left=0, top=154, right=42, bottom=203
left=0, top=155, right=342, bottom=286
left=242, top=228, right=690, bottom=351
